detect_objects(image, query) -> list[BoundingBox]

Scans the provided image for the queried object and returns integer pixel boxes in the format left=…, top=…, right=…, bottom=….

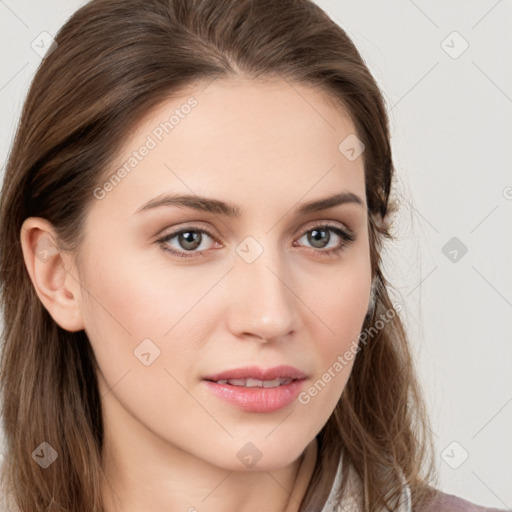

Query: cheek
left=78, top=255, right=215, bottom=425
left=78, top=246, right=225, bottom=379
left=297, top=258, right=371, bottom=406
left=297, top=298, right=365, bottom=431
left=82, top=229, right=198, bottom=328
left=304, top=259, right=371, bottom=349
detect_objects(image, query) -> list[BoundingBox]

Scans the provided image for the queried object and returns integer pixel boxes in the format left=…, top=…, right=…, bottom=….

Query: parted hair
left=0, top=0, right=438, bottom=510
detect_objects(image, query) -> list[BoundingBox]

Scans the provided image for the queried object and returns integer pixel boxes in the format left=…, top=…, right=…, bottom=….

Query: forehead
left=92, top=76, right=366, bottom=217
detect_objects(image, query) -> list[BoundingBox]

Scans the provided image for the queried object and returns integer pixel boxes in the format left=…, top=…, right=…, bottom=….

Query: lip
left=202, top=365, right=308, bottom=413
left=203, top=365, right=308, bottom=382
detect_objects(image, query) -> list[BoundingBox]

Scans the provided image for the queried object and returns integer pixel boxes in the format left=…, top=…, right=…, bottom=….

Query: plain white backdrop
left=0, top=0, right=511, bottom=509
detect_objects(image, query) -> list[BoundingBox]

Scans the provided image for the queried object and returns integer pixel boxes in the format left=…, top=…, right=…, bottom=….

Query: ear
left=19, top=217, right=85, bottom=332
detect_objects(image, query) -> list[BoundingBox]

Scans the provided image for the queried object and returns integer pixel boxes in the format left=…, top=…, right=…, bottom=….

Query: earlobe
left=19, top=217, right=85, bottom=332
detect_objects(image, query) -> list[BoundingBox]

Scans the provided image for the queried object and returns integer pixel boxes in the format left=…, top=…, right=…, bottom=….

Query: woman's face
left=74, top=77, right=372, bottom=471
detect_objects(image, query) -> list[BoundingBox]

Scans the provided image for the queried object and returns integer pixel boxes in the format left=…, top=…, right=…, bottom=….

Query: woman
left=0, top=0, right=505, bottom=511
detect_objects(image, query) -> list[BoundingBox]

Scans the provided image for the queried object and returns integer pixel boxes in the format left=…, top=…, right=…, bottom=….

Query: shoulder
left=415, top=487, right=508, bottom=512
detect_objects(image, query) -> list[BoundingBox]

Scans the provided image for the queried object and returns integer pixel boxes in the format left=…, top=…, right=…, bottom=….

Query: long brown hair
left=0, top=0, right=438, bottom=510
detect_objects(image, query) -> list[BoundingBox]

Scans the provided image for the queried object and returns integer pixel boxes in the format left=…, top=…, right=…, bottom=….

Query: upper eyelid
left=158, top=219, right=353, bottom=239
left=157, top=223, right=219, bottom=242
left=298, top=220, right=353, bottom=235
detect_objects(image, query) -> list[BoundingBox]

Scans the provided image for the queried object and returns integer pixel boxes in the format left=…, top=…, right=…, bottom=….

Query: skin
left=20, top=76, right=372, bottom=512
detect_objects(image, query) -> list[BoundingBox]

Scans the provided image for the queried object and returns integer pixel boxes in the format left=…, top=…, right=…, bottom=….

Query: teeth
left=245, top=378, right=263, bottom=387
left=216, top=378, right=293, bottom=388
left=227, top=378, right=246, bottom=386
left=263, top=378, right=287, bottom=388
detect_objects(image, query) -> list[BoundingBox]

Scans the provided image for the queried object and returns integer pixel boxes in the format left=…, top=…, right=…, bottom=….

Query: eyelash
left=156, top=223, right=356, bottom=259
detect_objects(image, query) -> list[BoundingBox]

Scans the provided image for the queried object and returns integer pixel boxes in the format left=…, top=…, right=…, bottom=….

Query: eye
left=157, top=227, right=219, bottom=258
left=156, top=222, right=356, bottom=259
left=294, top=223, right=355, bottom=256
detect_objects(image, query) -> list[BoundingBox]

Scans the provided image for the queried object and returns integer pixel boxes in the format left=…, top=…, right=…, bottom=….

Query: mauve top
left=414, top=487, right=508, bottom=512
left=314, top=439, right=507, bottom=512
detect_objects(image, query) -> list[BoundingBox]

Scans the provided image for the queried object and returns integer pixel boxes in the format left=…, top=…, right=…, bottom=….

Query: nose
left=225, top=242, right=297, bottom=343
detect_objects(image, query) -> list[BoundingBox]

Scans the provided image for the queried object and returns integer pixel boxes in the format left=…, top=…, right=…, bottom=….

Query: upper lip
left=203, top=365, right=308, bottom=382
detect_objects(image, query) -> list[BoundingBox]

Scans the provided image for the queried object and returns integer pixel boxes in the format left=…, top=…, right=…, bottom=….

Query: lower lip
left=203, top=379, right=306, bottom=413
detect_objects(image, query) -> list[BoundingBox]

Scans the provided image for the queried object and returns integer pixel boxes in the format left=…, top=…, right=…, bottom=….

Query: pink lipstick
left=203, top=365, right=307, bottom=413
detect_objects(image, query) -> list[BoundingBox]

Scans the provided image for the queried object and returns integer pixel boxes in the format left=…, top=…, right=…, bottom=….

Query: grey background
left=0, top=0, right=511, bottom=508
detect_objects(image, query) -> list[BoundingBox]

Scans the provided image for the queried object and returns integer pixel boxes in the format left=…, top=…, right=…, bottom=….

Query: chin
left=205, top=435, right=312, bottom=473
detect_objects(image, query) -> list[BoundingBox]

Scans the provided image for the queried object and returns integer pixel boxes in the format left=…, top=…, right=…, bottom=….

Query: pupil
left=308, top=228, right=330, bottom=248
left=180, top=231, right=201, bottom=250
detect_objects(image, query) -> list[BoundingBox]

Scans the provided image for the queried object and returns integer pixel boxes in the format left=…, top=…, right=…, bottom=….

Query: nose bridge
left=228, top=235, right=296, bottom=340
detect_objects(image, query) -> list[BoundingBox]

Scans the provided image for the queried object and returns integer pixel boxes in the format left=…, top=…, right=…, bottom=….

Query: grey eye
left=307, top=228, right=331, bottom=248
left=177, top=231, right=203, bottom=251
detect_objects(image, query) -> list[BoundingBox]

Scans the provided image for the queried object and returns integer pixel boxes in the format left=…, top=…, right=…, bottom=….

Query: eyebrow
left=133, top=191, right=365, bottom=217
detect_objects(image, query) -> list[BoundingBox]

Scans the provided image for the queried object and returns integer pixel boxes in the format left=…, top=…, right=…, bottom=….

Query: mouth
left=202, top=365, right=308, bottom=413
